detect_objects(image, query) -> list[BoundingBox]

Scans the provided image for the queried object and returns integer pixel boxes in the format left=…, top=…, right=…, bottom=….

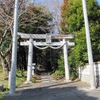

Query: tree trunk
left=0, top=55, right=9, bottom=78
left=5, top=53, right=11, bottom=70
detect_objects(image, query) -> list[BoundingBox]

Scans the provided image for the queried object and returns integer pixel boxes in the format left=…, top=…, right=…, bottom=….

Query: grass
left=0, top=67, right=27, bottom=99
left=0, top=67, right=37, bottom=99
left=0, top=68, right=8, bottom=88
left=31, top=78, right=36, bottom=83
left=0, top=88, right=9, bottom=100
left=16, top=70, right=26, bottom=87
left=52, top=70, right=65, bottom=80
left=0, top=67, right=9, bottom=99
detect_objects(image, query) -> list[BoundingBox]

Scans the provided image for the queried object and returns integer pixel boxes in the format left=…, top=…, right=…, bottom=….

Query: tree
left=61, top=0, right=100, bottom=67
left=60, top=0, right=68, bottom=34
left=42, top=0, right=63, bottom=34
left=0, top=0, right=32, bottom=77
left=19, top=3, right=53, bottom=34
left=0, top=0, right=53, bottom=77
left=58, top=0, right=100, bottom=79
left=18, top=4, right=54, bottom=72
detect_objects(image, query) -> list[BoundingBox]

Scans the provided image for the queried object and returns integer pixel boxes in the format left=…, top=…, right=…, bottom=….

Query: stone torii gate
left=18, top=32, right=75, bottom=82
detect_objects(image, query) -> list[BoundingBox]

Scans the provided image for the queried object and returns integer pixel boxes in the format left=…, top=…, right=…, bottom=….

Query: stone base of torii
left=18, top=32, right=75, bottom=82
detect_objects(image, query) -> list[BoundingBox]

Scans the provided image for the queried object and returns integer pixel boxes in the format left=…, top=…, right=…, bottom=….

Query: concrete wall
left=78, top=62, right=100, bottom=85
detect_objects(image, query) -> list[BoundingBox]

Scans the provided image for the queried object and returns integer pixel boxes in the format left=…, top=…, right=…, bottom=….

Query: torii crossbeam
left=18, top=32, right=74, bottom=39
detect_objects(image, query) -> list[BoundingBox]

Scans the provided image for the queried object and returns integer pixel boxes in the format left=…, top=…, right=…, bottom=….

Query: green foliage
left=16, top=70, right=26, bottom=87
left=58, top=55, right=64, bottom=71
left=67, top=0, right=84, bottom=32
left=0, top=33, right=11, bottom=55
left=0, top=88, right=9, bottom=99
left=0, top=59, right=1, bottom=66
left=53, top=70, right=65, bottom=79
left=58, top=0, right=100, bottom=80
left=53, top=54, right=65, bottom=79
left=69, top=28, right=88, bottom=67
left=18, top=4, right=54, bottom=71
left=70, top=71, right=77, bottom=80
left=0, top=68, right=26, bottom=99
left=61, top=0, right=100, bottom=68
left=35, top=47, right=60, bottom=72
left=31, top=78, right=35, bottom=83
left=16, top=70, right=23, bottom=76
left=19, top=5, right=52, bottom=34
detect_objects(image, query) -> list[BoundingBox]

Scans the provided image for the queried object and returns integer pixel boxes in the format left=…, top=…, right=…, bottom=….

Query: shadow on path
left=2, top=82, right=100, bottom=100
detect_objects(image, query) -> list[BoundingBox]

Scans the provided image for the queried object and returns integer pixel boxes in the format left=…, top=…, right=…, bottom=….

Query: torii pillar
left=27, top=38, right=33, bottom=82
left=63, top=39, right=70, bottom=81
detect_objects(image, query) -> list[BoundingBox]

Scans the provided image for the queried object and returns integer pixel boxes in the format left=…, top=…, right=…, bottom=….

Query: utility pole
left=82, top=0, right=95, bottom=89
left=10, top=0, right=19, bottom=94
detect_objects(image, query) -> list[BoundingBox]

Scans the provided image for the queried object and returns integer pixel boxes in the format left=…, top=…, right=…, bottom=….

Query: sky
left=35, top=0, right=63, bottom=5
left=97, top=0, right=100, bottom=3
left=33, top=0, right=100, bottom=4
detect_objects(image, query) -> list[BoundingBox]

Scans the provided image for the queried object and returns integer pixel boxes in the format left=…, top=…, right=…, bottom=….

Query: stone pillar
left=32, top=63, right=36, bottom=75
left=27, top=38, right=33, bottom=82
left=78, top=67, right=81, bottom=80
left=63, top=39, right=70, bottom=81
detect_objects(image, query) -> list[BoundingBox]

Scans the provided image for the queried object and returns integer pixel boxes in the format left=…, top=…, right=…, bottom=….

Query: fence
left=78, top=61, right=100, bottom=86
